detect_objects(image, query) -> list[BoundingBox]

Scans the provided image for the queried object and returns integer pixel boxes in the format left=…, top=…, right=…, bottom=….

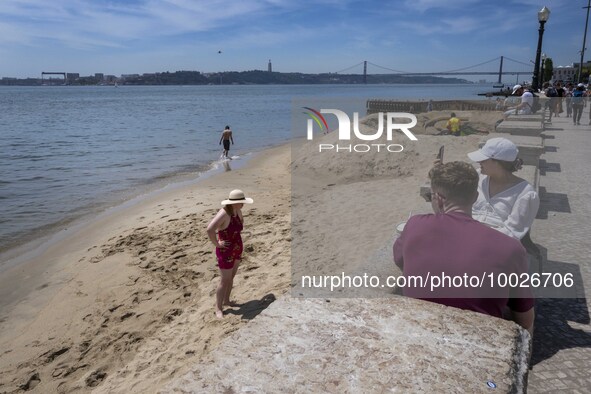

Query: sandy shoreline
left=0, top=109, right=503, bottom=393
left=0, top=149, right=257, bottom=266
left=0, top=144, right=292, bottom=393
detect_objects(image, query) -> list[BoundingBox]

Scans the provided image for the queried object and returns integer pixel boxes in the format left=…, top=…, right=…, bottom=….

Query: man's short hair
left=428, top=161, right=478, bottom=205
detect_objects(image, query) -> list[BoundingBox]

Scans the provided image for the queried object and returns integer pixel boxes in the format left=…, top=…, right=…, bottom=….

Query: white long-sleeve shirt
left=472, top=173, right=540, bottom=240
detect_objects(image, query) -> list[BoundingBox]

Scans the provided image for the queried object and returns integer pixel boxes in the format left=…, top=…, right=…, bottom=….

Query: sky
left=0, top=0, right=588, bottom=79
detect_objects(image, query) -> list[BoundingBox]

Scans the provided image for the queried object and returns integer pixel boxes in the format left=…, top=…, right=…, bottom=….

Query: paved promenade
left=527, top=114, right=591, bottom=392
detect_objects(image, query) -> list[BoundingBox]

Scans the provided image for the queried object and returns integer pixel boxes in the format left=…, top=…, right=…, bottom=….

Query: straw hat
left=221, top=189, right=254, bottom=205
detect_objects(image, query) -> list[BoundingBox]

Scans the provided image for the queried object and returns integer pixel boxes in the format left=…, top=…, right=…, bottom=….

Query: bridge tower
left=497, top=56, right=504, bottom=84
left=363, top=61, right=367, bottom=84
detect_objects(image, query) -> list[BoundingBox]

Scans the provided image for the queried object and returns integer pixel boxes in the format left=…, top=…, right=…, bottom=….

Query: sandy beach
left=0, top=144, right=292, bottom=393
left=0, top=109, right=502, bottom=393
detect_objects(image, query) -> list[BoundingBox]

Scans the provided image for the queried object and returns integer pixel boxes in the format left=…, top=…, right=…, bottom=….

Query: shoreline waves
left=0, top=150, right=254, bottom=269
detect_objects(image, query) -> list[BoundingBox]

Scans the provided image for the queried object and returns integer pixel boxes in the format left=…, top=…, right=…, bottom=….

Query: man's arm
left=507, top=247, right=535, bottom=335
left=393, top=234, right=404, bottom=270
left=230, top=132, right=234, bottom=144
left=219, top=134, right=223, bottom=144
left=510, top=308, right=534, bottom=336
left=515, top=100, right=528, bottom=110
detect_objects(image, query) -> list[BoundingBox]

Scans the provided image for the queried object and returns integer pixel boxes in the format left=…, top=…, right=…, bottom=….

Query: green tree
left=582, top=66, right=590, bottom=83
left=543, top=58, right=553, bottom=84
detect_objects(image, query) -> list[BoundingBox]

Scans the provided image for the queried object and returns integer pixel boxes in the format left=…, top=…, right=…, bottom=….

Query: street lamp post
left=532, top=6, right=551, bottom=91
left=578, top=0, right=590, bottom=83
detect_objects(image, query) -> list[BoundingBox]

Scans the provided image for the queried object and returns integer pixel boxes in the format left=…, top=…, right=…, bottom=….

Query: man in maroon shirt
left=393, top=161, right=534, bottom=334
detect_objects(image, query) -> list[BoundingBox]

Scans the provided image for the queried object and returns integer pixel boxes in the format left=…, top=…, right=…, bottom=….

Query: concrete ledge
left=506, top=115, right=543, bottom=122
left=506, top=115, right=544, bottom=129
left=167, top=297, right=531, bottom=393
left=481, top=133, right=544, bottom=168
left=496, top=121, right=543, bottom=137
left=518, top=165, right=539, bottom=192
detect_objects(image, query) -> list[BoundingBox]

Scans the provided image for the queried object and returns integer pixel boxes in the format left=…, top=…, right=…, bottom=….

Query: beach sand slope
left=0, top=146, right=291, bottom=393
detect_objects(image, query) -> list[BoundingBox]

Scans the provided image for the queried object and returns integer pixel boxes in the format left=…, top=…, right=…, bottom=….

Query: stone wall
left=366, top=99, right=498, bottom=114
left=167, top=297, right=531, bottom=393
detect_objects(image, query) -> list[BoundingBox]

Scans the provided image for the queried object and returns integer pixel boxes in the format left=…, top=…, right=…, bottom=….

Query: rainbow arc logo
left=302, top=107, right=329, bottom=135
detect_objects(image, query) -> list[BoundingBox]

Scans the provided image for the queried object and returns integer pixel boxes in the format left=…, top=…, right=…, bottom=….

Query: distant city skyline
left=0, top=0, right=588, bottom=80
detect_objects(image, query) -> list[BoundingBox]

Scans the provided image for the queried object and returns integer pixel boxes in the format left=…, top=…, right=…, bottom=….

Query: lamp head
left=538, top=6, right=550, bottom=22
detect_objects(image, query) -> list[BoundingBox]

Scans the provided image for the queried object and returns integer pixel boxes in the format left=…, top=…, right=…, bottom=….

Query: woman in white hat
left=467, top=137, right=540, bottom=241
left=207, top=189, right=253, bottom=318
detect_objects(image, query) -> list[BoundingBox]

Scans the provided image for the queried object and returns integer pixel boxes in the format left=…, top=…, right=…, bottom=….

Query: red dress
left=215, top=214, right=243, bottom=269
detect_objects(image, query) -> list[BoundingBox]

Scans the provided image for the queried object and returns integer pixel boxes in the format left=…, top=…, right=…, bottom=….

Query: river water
left=0, top=83, right=492, bottom=256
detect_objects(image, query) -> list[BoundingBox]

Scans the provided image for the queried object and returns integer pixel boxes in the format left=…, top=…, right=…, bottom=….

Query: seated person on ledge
left=503, top=84, right=533, bottom=119
left=393, top=161, right=534, bottom=334
left=467, top=137, right=539, bottom=241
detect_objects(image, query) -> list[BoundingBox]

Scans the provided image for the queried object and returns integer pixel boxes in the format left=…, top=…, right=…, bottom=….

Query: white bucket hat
left=512, top=84, right=523, bottom=94
left=221, top=189, right=254, bottom=205
left=467, top=137, right=519, bottom=162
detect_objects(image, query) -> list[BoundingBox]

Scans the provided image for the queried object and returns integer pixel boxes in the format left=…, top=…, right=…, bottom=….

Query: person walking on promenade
left=571, top=83, right=586, bottom=126
left=588, top=86, right=591, bottom=125
left=543, top=82, right=557, bottom=122
left=219, top=125, right=234, bottom=159
left=564, top=82, right=573, bottom=118
left=555, top=81, right=565, bottom=117
left=207, top=189, right=254, bottom=318
left=393, top=161, right=534, bottom=334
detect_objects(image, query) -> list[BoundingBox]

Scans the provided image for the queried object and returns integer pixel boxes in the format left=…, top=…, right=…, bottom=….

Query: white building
left=552, top=65, right=576, bottom=83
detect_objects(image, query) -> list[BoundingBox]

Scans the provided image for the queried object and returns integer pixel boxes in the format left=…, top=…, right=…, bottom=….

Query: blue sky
left=0, top=0, right=587, bottom=79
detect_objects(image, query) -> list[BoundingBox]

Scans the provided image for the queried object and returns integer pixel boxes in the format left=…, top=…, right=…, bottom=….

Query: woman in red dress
left=207, top=189, right=254, bottom=318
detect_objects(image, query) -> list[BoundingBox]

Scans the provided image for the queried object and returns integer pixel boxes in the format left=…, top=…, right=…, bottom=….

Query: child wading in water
left=207, top=189, right=253, bottom=318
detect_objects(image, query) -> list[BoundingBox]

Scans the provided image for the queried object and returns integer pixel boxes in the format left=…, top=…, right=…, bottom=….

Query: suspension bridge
left=334, top=56, right=534, bottom=84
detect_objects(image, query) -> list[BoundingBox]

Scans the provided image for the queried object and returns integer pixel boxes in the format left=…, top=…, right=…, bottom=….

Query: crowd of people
left=503, top=80, right=590, bottom=125
left=435, top=80, right=589, bottom=137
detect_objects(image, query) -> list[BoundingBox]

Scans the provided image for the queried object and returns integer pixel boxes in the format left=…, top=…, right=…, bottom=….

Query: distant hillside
left=122, top=70, right=469, bottom=85
left=0, top=70, right=470, bottom=86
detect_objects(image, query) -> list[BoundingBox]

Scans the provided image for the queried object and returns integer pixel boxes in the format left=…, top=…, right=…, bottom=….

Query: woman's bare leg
left=216, top=268, right=233, bottom=318
left=224, top=259, right=241, bottom=305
